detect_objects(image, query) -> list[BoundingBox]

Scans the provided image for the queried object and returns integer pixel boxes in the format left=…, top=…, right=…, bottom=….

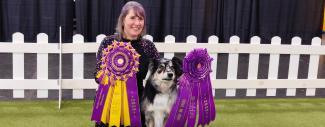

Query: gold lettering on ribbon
left=203, top=96, right=209, bottom=120
left=189, top=96, right=196, bottom=119
left=130, top=96, right=137, bottom=116
left=176, top=99, right=187, bottom=121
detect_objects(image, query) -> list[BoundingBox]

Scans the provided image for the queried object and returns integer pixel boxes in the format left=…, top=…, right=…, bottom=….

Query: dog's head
left=148, top=57, right=183, bottom=94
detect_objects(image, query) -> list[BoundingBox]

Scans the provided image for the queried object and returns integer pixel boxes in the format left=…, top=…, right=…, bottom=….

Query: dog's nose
left=167, top=73, right=173, bottom=78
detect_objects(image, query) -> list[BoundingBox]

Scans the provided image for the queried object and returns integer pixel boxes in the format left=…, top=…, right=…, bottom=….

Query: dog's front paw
left=146, top=119, right=154, bottom=127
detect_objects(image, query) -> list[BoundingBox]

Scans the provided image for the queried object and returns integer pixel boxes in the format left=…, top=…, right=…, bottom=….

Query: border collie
left=141, top=57, right=183, bottom=127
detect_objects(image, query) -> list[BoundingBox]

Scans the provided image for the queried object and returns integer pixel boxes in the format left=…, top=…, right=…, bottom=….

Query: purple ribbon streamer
left=165, top=76, right=191, bottom=127
left=126, top=76, right=142, bottom=127
left=207, top=76, right=216, bottom=122
left=187, top=82, right=198, bottom=127
left=91, top=83, right=110, bottom=121
left=198, top=77, right=210, bottom=126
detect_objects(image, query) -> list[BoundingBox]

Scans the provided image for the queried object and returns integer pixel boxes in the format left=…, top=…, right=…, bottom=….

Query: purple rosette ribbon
left=166, top=48, right=216, bottom=127
left=91, top=40, right=141, bottom=127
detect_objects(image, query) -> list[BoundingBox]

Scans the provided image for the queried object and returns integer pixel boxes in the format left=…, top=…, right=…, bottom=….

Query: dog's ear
left=148, top=59, right=154, bottom=71
left=145, top=59, right=155, bottom=81
left=172, top=56, right=183, bottom=77
left=146, top=58, right=159, bottom=76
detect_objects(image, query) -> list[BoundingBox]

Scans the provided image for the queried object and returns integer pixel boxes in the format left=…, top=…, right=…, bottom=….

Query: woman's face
left=123, top=9, right=144, bottom=40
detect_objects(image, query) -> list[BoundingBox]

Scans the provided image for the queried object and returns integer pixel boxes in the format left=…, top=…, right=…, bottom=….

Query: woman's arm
left=94, top=36, right=113, bottom=84
left=143, top=39, right=160, bottom=60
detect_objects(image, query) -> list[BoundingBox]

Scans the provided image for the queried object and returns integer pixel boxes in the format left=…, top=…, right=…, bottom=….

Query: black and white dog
left=141, top=57, right=183, bottom=127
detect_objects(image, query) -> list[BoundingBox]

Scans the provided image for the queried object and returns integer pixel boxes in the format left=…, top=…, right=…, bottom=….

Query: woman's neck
left=122, top=34, right=139, bottom=41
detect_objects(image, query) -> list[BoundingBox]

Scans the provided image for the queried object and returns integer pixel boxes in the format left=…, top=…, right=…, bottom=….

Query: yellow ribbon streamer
left=99, top=79, right=131, bottom=126
left=101, top=81, right=114, bottom=123
left=122, top=81, right=131, bottom=126
left=109, top=80, right=123, bottom=127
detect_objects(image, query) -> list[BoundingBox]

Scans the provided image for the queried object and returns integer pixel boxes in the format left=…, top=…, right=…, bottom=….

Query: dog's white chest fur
left=148, top=94, right=171, bottom=111
left=146, top=93, right=176, bottom=127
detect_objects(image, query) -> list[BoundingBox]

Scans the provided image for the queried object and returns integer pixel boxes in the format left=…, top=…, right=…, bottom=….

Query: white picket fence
left=0, top=32, right=325, bottom=101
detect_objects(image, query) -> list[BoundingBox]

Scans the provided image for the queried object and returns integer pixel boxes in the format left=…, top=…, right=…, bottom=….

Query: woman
left=94, top=1, right=159, bottom=127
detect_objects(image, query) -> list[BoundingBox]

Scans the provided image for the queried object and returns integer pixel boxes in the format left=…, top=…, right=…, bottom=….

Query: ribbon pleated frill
left=91, top=41, right=142, bottom=127
left=166, top=48, right=216, bottom=127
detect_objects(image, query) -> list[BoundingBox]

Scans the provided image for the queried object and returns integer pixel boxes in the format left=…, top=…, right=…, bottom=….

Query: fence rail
left=0, top=32, right=324, bottom=100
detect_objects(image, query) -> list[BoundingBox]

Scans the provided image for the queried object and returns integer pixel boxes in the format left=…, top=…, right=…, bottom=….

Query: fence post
left=208, top=36, right=218, bottom=97
left=267, top=36, right=281, bottom=96
left=72, top=34, right=84, bottom=99
left=96, top=34, right=106, bottom=56
left=37, top=33, right=49, bottom=98
left=186, top=35, right=197, bottom=55
left=247, top=36, right=260, bottom=96
left=226, top=36, right=240, bottom=97
left=287, top=37, right=301, bottom=96
left=12, top=32, right=24, bottom=98
left=164, top=35, right=175, bottom=59
left=143, top=35, right=153, bottom=42
left=306, top=37, right=321, bottom=96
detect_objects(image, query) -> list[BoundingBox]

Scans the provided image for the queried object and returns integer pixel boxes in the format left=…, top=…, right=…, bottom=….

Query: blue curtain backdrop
left=0, top=0, right=324, bottom=44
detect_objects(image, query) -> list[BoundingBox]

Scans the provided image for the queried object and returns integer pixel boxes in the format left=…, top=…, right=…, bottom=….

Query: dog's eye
left=158, top=65, right=164, bottom=68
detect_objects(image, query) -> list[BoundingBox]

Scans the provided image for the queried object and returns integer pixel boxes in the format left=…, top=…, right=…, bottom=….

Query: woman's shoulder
left=103, top=34, right=119, bottom=41
left=140, top=37, right=155, bottom=47
left=100, top=34, right=120, bottom=45
left=140, top=37, right=159, bottom=59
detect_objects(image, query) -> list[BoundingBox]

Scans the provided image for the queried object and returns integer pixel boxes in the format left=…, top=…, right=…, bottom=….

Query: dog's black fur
left=141, top=57, right=183, bottom=127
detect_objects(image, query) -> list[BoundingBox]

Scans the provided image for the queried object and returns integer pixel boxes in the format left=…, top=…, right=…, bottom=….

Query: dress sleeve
left=143, top=39, right=160, bottom=60
left=94, top=36, right=113, bottom=84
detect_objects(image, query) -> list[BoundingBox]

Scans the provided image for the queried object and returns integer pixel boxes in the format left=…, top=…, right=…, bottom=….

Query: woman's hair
left=116, top=1, right=146, bottom=37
